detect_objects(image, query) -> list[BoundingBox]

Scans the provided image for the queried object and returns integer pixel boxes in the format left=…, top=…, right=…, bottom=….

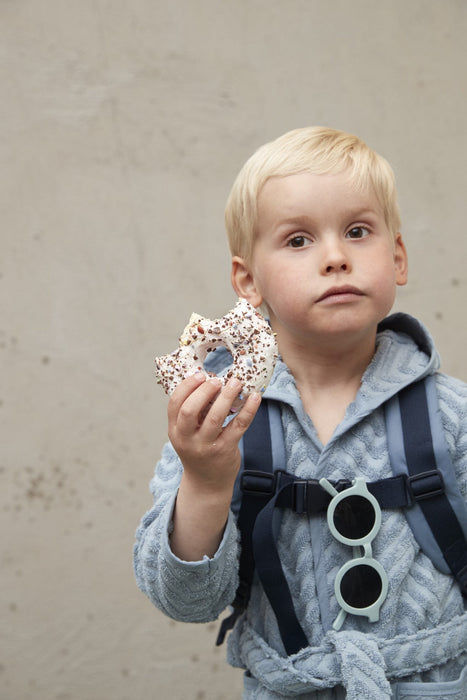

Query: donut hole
left=202, top=344, right=234, bottom=377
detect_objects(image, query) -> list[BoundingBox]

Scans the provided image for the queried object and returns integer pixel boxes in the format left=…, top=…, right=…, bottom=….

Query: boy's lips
left=316, top=285, right=365, bottom=303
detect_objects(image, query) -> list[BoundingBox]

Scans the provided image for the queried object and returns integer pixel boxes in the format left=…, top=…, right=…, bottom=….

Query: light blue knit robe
left=134, top=314, right=467, bottom=699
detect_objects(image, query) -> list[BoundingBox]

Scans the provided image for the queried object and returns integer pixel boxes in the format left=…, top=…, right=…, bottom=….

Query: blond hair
left=225, top=127, right=401, bottom=261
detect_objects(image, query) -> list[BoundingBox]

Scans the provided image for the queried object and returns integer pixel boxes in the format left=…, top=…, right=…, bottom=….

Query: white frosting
left=155, top=298, right=278, bottom=402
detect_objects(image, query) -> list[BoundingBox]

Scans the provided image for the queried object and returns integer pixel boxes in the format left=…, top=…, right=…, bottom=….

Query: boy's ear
left=231, top=256, right=263, bottom=308
left=394, top=233, right=408, bottom=286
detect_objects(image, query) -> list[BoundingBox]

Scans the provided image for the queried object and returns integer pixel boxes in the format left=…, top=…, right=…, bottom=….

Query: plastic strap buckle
left=406, top=469, right=445, bottom=503
left=241, top=470, right=277, bottom=497
left=292, top=478, right=342, bottom=514
left=291, top=480, right=314, bottom=514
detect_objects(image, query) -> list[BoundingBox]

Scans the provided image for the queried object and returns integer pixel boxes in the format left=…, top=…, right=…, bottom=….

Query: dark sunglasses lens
left=340, top=564, right=383, bottom=608
left=333, top=495, right=376, bottom=540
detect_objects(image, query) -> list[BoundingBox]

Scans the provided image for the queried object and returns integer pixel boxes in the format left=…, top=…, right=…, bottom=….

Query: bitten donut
left=154, top=298, right=278, bottom=404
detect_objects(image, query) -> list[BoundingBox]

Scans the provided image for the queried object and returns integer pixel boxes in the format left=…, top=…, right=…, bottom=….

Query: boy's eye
left=288, top=235, right=309, bottom=248
left=346, top=226, right=369, bottom=239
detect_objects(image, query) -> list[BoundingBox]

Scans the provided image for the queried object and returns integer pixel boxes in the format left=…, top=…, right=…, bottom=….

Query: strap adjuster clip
left=406, top=469, right=445, bottom=503
left=241, top=470, right=277, bottom=497
left=292, top=478, right=323, bottom=514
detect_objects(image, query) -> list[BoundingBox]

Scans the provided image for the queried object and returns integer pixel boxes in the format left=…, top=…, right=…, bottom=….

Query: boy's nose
left=325, top=260, right=348, bottom=273
left=320, top=239, right=351, bottom=274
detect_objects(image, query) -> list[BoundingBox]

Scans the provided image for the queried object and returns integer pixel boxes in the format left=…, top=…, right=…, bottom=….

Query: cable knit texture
left=134, top=314, right=467, bottom=698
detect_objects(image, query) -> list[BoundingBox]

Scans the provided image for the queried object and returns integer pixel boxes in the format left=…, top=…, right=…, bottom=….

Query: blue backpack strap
left=385, top=374, right=467, bottom=594
left=251, top=478, right=310, bottom=654
left=216, top=400, right=309, bottom=651
left=216, top=400, right=278, bottom=645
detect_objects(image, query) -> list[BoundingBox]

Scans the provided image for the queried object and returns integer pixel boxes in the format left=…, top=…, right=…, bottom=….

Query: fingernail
left=228, top=378, right=242, bottom=391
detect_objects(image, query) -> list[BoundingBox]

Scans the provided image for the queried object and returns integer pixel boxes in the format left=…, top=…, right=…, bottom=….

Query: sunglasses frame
left=319, top=476, right=389, bottom=631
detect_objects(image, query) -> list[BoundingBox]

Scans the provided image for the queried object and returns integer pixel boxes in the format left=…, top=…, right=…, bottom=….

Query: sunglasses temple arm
left=319, top=477, right=339, bottom=497
left=332, top=608, right=347, bottom=631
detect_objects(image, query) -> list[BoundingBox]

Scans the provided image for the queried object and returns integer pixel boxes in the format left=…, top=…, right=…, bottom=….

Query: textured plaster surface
left=1, top=1, right=466, bottom=698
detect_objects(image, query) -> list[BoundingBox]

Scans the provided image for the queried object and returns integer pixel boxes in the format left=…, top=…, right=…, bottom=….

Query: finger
left=171, top=378, right=223, bottom=436
left=223, top=391, right=262, bottom=441
left=167, top=372, right=207, bottom=422
left=199, top=378, right=246, bottom=438
left=201, top=381, right=262, bottom=443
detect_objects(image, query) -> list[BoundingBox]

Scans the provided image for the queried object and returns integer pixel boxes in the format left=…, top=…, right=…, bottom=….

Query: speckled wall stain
left=1, top=1, right=466, bottom=699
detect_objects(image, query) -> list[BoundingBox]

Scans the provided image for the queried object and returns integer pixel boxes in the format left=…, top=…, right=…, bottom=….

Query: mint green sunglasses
left=320, top=476, right=389, bottom=631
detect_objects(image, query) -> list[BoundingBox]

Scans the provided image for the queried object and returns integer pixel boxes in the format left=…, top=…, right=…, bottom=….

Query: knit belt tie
left=231, top=611, right=467, bottom=699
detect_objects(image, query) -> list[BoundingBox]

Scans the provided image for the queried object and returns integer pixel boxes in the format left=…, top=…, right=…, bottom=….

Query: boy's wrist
left=170, top=474, right=234, bottom=561
left=178, top=470, right=235, bottom=510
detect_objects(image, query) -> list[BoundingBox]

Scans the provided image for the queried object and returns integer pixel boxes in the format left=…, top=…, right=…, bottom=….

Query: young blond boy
left=134, top=128, right=467, bottom=699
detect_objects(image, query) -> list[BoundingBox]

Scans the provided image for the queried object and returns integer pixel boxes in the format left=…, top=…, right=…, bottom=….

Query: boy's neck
left=279, top=332, right=377, bottom=445
left=279, top=330, right=376, bottom=389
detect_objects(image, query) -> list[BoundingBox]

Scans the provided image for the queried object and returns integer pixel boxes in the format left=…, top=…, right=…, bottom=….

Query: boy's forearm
left=170, top=473, right=234, bottom=561
left=164, top=374, right=261, bottom=561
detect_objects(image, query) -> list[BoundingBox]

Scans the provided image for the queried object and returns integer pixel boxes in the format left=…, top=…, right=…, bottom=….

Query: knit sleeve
left=435, top=372, right=467, bottom=499
left=133, top=441, right=240, bottom=622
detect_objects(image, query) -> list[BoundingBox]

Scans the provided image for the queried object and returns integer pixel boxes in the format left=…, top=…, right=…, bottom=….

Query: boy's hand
left=168, top=372, right=261, bottom=496
left=167, top=372, right=262, bottom=561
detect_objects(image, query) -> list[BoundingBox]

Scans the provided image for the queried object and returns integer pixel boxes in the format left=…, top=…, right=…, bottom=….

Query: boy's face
left=232, top=170, right=408, bottom=353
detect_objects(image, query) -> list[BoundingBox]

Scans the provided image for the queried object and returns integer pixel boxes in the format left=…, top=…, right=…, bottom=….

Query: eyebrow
left=347, top=208, right=381, bottom=219
left=276, top=215, right=309, bottom=228
left=275, top=209, right=380, bottom=229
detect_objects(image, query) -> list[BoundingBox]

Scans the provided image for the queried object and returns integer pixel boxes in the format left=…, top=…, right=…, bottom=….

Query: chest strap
left=241, top=467, right=444, bottom=513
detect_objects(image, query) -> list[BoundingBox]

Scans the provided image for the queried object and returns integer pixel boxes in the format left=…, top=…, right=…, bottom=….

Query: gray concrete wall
left=2, top=1, right=466, bottom=699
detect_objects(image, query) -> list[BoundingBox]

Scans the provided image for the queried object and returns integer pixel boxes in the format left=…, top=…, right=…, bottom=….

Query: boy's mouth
left=316, top=285, right=364, bottom=303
